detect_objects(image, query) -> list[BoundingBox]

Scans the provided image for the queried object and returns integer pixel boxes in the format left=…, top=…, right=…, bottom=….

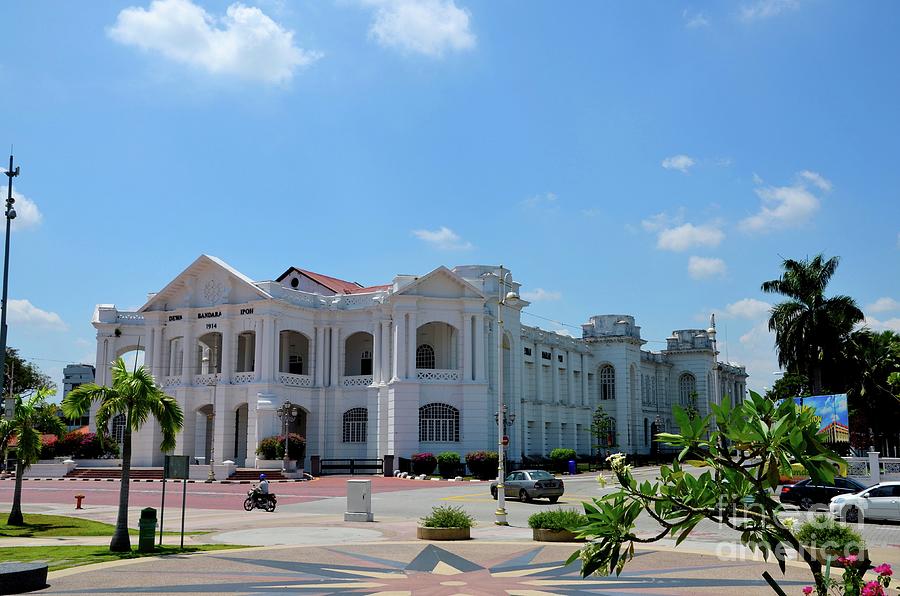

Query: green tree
left=761, top=254, right=863, bottom=394
left=570, top=391, right=843, bottom=594
left=590, top=406, right=616, bottom=460
left=842, top=330, right=900, bottom=450
left=62, top=358, right=183, bottom=552
left=7, top=387, right=66, bottom=525
left=764, top=373, right=812, bottom=402
left=1, top=348, right=54, bottom=417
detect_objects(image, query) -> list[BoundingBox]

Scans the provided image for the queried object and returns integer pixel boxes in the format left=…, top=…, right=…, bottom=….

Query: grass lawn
left=0, top=514, right=204, bottom=538
left=0, top=544, right=246, bottom=572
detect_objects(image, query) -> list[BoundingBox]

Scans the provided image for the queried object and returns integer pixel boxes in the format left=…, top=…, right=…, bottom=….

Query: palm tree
left=62, top=358, right=183, bottom=552
left=761, top=254, right=864, bottom=394
left=843, top=330, right=900, bottom=450
left=7, top=387, right=66, bottom=525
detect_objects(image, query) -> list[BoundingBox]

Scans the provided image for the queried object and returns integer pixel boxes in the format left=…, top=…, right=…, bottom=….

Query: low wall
left=73, top=459, right=123, bottom=468
left=188, top=461, right=237, bottom=481
left=23, top=461, right=77, bottom=478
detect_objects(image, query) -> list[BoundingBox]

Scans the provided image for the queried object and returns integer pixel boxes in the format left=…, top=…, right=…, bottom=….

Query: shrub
left=39, top=435, right=58, bottom=460
left=411, top=452, right=438, bottom=475
left=465, top=450, right=498, bottom=480
left=795, top=515, right=866, bottom=555
left=549, top=448, right=577, bottom=472
left=436, top=451, right=460, bottom=478
left=256, top=433, right=306, bottom=460
left=421, top=505, right=476, bottom=529
left=57, top=431, right=119, bottom=459
left=528, top=508, right=588, bottom=531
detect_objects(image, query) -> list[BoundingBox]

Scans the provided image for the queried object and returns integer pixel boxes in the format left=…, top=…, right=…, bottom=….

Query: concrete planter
left=73, top=459, right=123, bottom=468
left=798, top=546, right=869, bottom=567
left=256, top=458, right=297, bottom=470
left=532, top=528, right=585, bottom=542
left=416, top=526, right=471, bottom=541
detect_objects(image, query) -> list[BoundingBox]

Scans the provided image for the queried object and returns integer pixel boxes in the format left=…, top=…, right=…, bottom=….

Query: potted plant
left=437, top=451, right=460, bottom=478
left=411, top=452, right=437, bottom=476
left=417, top=505, right=475, bottom=540
left=528, top=508, right=588, bottom=542
left=465, top=450, right=498, bottom=480
left=793, top=515, right=868, bottom=567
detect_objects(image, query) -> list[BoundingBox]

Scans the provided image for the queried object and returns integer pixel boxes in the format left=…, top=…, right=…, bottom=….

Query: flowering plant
left=465, top=450, right=498, bottom=480
left=801, top=560, right=893, bottom=596
left=411, top=452, right=437, bottom=475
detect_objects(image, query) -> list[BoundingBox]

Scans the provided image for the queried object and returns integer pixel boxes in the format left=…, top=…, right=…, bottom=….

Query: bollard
left=74, top=494, right=85, bottom=509
left=138, top=507, right=157, bottom=552
left=568, top=460, right=576, bottom=475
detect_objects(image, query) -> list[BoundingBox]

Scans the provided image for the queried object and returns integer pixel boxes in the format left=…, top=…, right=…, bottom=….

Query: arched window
left=600, top=365, right=615, bottom=400
left=360, top=350, right=372, bottom=376
left=343, top=408, right=367, bottom=443
left=419, top=403, right=459, bottom=442
left=111, top=413, right=126, bottom=445
left=416, top=344, right=435, bottom=370
left=679, top=373, right=697, bottom=406
left=644, top=418, right=649, bottom=446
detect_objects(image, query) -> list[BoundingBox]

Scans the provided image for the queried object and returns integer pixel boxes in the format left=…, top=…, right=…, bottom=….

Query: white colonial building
left=91, top=255, right=747, bottom=469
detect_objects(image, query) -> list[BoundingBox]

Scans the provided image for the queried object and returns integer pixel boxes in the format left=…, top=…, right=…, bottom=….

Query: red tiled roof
left=276, top=267, right=391, bottom=295
left=348, top=284, right=392, bottom=294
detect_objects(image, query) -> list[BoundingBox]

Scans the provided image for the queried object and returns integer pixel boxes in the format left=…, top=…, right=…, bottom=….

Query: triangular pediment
left=139, top=255, right=270, bottom=312
left=396, top=266, right=485, bottom=299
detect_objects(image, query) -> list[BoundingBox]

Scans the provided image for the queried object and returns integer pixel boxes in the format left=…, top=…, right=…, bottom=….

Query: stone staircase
left=65, top=468, right=164, bottom=480
left=228, top=469, right=287, bottom=481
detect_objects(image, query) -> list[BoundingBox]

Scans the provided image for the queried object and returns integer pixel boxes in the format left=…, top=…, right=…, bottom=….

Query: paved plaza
left=3, top=471, right=899, bottom=594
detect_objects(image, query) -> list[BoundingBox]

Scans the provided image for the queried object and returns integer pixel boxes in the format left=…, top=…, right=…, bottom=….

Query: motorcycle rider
left=252, top=473, right=272, bottom=506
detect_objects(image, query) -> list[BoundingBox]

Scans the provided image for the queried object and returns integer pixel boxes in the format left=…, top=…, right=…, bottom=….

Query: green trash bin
left=138, top=507, right=157, bottom=552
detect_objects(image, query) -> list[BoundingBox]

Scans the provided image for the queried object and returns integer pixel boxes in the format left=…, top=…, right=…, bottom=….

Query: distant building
left=62, top=364, right=95, bottom=429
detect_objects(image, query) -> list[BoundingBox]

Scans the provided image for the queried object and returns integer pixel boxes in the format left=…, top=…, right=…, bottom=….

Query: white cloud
left=412, top=226, right=473, bottom=250
left=0, top=187, right=42, bottom=232
left=109, top=0, right=320, bottom=84
left=521, top=288, right=562, bottom=302
left=739, top=0, right=799, bottom=22
left=724, top=298, right=772, bottom=319
left=581, top=207, right=602, bottom=218
left=657, top=222, right=725, bottom=252
left=9, top=299, right=67, bottom=330
left=865, top=315, right=900, bottom=333
left=661, top=154, right=695, bottom=173
left=688, top=256, right=727, bottom=280
left=683, top=10, right=710, bottom=28
left=866, top=297, right=900, bottom=314
left=364, top=0, right=476, bottom=57
left=798, top=170, right=832, bottom=192
left=520, top=192, right=559, bottom=212
left=739, top=171, right=828, bottom=233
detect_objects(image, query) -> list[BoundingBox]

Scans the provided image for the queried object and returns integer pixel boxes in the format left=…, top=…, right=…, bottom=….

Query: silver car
left=490, top=470, right=565, bottom=503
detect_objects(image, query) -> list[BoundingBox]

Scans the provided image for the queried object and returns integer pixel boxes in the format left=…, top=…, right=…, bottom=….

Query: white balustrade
left=342, top=375, right=373, bottom=388
left=162, top=376, right=180, bottom=388
left=416, top=369, right=461, bottom=383
left=232, top=372, right=255, bottom=384
left=279, top=373, right=313, bottom=388
left=193, top=373, right=220, bottom=386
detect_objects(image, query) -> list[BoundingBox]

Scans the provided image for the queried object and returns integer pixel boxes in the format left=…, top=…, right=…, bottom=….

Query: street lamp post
left=1, top=155, right=19, bottom=421
left=276, top=400, right=298, bottom=473
left=206, top=380, right=217, bottom=482
left=495, top=266, right=519, bottom=526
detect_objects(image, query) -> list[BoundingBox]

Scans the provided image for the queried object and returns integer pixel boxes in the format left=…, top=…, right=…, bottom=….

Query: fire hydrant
left=75, top=494, right=85, bottom=509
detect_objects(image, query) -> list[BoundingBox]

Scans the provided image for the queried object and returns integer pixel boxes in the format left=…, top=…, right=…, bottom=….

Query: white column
left=380, top=321, right=391, bottom=384
left=182, top=323, right=195, bottom=385
left=373, top=322, right=382, bottom=384
left=154, top=326, right=167, bottom=381
left=145, top=326, right=156, bottom=378
left=474, top=314, right=485, bottom=381
left=580, top=353, right=588, bottom=406
left=406, top=312, right=417, bottom=380
left=253, top=319, right=264, bottom=382
left=212, top=384, right=226, bottom=465
left=220, top=319, right=233, bottom=383
left=330, top=327, right=341, bottom=386
left=567, top=350, right=575, bottom=406
left=95, top=336, right=108, bottom=386
left=314, top=326, right=325, bottom=387
left=551, top=347, right=560, bottom=403
left=262, top=317, right=276, bottom=383
left=534, top=342, right=543, bottom=403
left=462, top=314, right=472, bottom=382
left=392, top=315, right=405, bottom=381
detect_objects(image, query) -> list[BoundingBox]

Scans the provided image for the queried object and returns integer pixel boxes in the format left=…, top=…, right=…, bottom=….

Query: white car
left=829, top=481, right=900, bottom=523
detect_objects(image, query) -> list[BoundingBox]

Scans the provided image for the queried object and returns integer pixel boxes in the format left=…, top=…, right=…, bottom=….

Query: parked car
left=829, top=481, right=900, bottom=523
left=779, top=477, right=868, bottom=511
left=490, top=470, right=564, bottom=503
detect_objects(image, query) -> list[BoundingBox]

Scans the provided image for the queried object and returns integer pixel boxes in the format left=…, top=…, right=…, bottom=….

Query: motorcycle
left=244, top=489, right=277, bottom=512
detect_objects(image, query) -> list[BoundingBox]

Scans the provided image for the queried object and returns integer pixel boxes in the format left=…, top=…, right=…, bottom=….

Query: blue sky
left=3, top=0, right=899, bottom=394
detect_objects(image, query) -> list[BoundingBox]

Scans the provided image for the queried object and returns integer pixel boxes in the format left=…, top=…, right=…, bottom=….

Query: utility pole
left=1, top=154, right=19, bottom=420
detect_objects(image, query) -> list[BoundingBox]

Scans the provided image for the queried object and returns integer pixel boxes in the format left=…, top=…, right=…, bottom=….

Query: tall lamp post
left=206, top=379, right=218, bottom=482
left=1, top=155, right=19, bottom=420
left=495, top=265, right=519, bottom=526
left=276, top=400, right=298, bottom=473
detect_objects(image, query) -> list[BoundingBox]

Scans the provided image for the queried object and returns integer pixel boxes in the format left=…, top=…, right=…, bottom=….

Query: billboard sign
left=792, top=394, right=849, bottom=443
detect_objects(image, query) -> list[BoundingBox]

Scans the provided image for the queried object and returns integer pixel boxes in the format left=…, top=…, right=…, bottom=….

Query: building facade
left=62, top=363, right=95, bottom=430
left=91, top=255, right=748, bottom=468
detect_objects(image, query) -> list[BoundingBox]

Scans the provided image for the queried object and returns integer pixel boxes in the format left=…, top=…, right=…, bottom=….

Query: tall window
left=111, top=413, right=126, bottom=445
left=679, top=373, right=696, bottom=406
left=600, top=365, right=615, bottom=400
left=343, top=408, right=367, bottom=443
left=289, top=354, right=303, bottom=375
left=419, top=403, right=459, bottom=442
left=644, top=418, right=649, bottom=446
left=416, top=344, right=435, bottom=369
left=360, top=350, right=372, bottom=376
left=605, top=417, right=617, bottom=447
